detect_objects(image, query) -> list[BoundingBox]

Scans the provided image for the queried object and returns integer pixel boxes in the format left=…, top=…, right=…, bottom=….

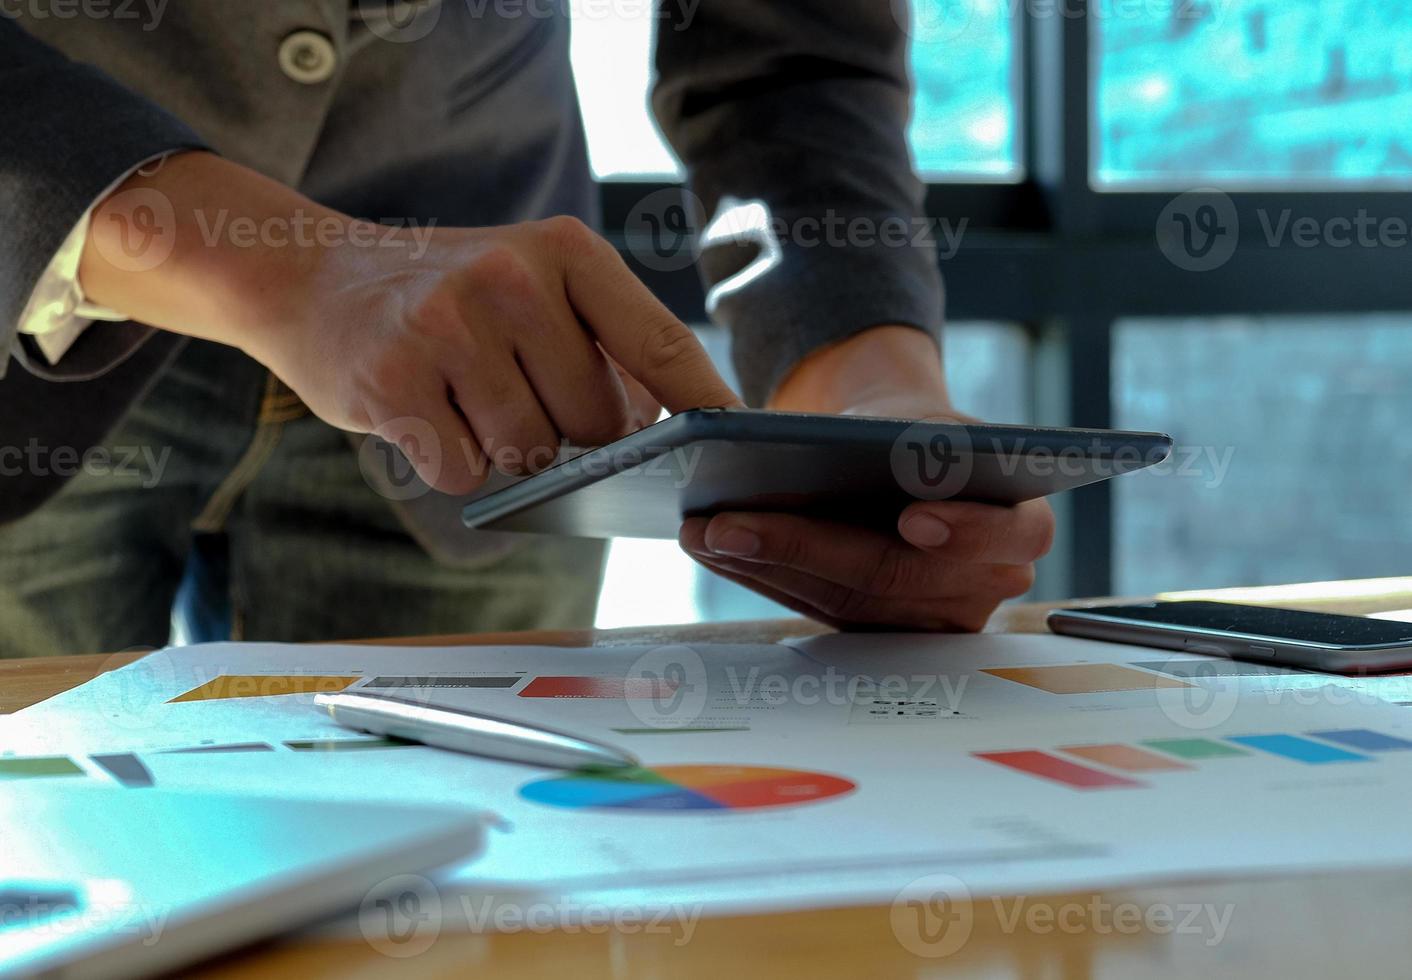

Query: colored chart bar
left=1133, top=660, right=1299, bottom=678
left=519, top=676, right=676, bottom=699
left=983, top=664, right=1191, bottom=695
left=362, top=676, right=523, bottom=689
left=612, top=727, right=750, bottom=735
left=1060, top=744, right=1193, bottom=772
left=1307, top=729, right=1412, bottom=752
left=162, top=743, right=275, bottom=754
left=0, top=886, right=80, bottom=923
left=92, top=753, right=154, bottom=788
left=1227, top=735, right=1369, bottom=764
left=284, top=738, right=414, bottom=752
left=0, top=757, right=85, bottom=779
left=170, top=675, right=360, bottom=702
left=973, top=751, right=1145, bottom=790
left=1142, top=738, right=1249, bottom=760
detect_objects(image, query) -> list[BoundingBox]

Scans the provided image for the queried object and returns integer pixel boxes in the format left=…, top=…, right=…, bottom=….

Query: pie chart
left=520, top=764, right=856, bottom=813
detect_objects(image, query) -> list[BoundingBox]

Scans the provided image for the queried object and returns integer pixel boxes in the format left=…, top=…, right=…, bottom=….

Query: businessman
left=0, top=1, right=1052, bottom=656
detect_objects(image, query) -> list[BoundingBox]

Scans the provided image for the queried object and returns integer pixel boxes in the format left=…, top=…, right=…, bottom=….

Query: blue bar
left=1307, top=729, right=1412, bottom=752
left=1226, top=735, right=1370, bottom=765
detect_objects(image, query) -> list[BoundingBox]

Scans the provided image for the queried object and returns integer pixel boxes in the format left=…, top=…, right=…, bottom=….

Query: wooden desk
left=6, top=577, right=1412, bottom=979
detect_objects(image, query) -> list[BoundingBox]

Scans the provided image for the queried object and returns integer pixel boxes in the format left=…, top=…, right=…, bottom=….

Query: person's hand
left=80, top=152, right=739, bottom=493
left=247, top=217, right=732, bottom=492
left=679, top=327, right=1054, bottom=631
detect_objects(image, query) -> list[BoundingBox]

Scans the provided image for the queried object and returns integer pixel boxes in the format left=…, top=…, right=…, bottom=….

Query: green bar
left=284, top=738, right=414, bottom=752
left=611, top=727, right=750, bottom=735
left=0, top=757, right=86, bottom=779
left=1142, top=738, right=1249, bottom=760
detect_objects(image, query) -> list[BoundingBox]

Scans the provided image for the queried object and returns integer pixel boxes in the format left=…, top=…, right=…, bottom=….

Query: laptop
left=0, top=785, right=484, bottom=979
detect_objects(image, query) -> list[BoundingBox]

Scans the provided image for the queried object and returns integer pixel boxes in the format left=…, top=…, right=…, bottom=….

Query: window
left=910, top=0, right=1022, bottom=178
left=1094, top=0, right=1412, bottom=187
left=570, top=6, right=681, bottom=180
left=570, top=1, right=1021, bottom=180
left=1114, top=315, right=1412, bottom=596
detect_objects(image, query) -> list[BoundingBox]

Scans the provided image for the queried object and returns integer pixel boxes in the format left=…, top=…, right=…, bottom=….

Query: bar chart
left=974, top=728, right=1412, bottom=790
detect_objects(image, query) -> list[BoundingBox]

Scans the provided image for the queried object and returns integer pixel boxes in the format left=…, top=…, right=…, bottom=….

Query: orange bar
left=168, top=675, right=360, bottom=702
left=1060, top=744, right=1194, bottom=772
left=983, top=664, right=1191, bottom=694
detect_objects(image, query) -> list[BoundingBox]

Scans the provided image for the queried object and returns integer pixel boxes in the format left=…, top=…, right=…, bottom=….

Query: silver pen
left=314, top=691, right=638, bottom=770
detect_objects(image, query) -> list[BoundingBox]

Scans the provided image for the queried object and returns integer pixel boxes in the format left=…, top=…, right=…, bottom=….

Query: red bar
left=518, top=676, right=676, bottom=699
left=973, top=750, right=1147, bottom=790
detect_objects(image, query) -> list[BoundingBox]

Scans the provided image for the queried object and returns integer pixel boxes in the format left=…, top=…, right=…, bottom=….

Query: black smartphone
left=460, top=409, right=1173, bottom=539
left=1047, top=600, right=1412, bottom=673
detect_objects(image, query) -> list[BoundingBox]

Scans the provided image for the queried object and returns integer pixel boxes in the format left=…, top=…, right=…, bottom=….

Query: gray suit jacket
left=0, top=0, right=943, bottom=553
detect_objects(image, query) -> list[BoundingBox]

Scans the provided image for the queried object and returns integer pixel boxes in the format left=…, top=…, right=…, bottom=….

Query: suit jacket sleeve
left=652, top=0, right=945, bottom=406
left=0, top=19, right=207, bottom=379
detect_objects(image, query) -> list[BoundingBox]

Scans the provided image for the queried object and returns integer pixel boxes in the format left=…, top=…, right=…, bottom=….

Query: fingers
left=677, top=522, right=841, bottom=623
left=373, top=399, right=486, bottom=496
left=690, top=510, right=1026, bottom=599
left=679, top=513, right=1036, bottom=631
left=507, top=304, right=638, bottom=448
left=450, top=243, right=637, bottom=450
left=680, top=518, right=1007, bottom=632
left=518, top=333, right=635, bottom=448
left=608, top=354, right=664, bottom=429
left=445, top=347, right=559, bottom=476
left=516, top=330, right=638, bottom=447
left=698, top=512, right=905, bottom=587
left=898, top=498, right=1056, bottom=565
left=545, top=216, right=742, bottom=413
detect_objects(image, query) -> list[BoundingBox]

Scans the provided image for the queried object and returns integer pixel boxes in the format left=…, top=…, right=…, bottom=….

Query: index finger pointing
left=553, top=218, right=742, bottom=412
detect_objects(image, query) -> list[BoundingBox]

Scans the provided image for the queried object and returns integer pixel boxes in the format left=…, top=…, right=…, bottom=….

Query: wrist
left=217, top=218, right=347, bottom=366
left=768, top=325, right=952, bottom=415
left=79, top=151, right=342, bottom=357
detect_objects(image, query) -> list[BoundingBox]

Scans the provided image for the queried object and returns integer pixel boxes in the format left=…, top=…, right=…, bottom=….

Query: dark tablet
left=460, top=409, right=1173, bottom=540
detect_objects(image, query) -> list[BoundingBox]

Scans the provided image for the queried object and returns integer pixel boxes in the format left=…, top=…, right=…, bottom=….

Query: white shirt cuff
left=16, top=154, right=170, bottom=365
